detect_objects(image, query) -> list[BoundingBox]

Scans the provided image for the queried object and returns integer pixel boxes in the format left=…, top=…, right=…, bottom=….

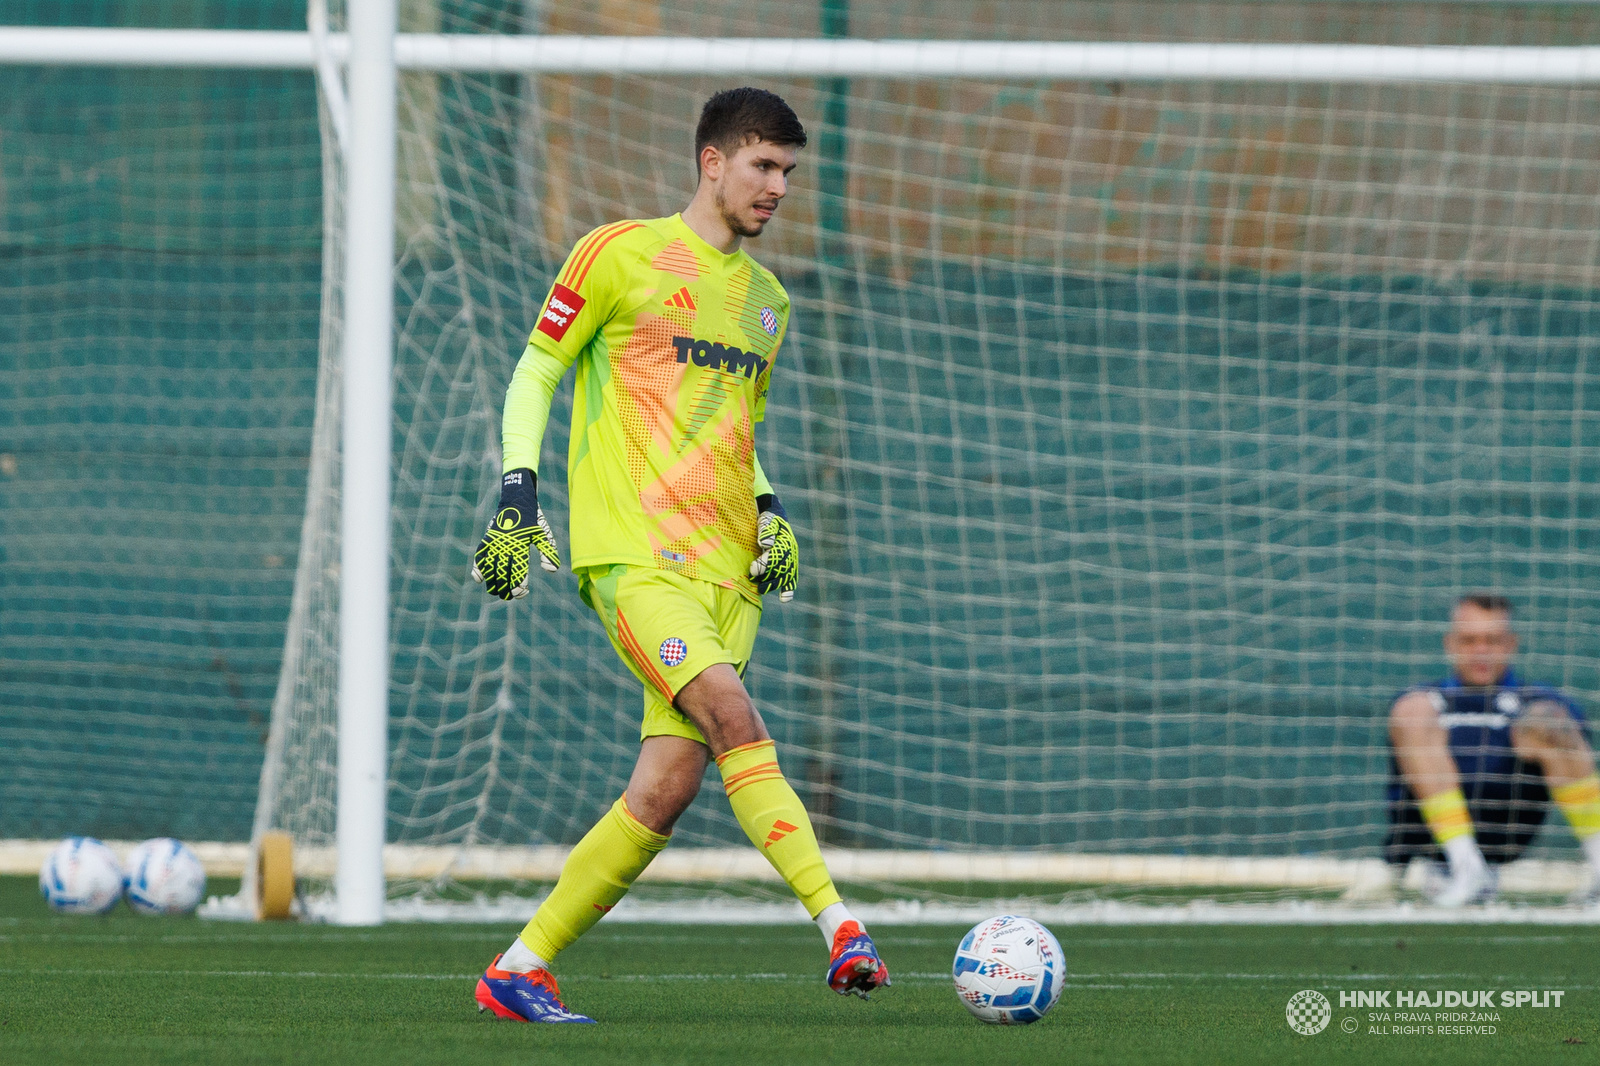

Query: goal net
left=250, top=4, right=1600, bottom=921
left=10, top=0, right=1600, bottom=923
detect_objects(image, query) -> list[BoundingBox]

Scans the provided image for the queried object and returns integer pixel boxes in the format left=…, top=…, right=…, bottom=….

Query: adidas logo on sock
left=764, top=819, right=798, bottom=848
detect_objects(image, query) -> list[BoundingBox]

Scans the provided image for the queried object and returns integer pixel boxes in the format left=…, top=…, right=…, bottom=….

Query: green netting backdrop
left=5, top=2, right=1600, bottom=861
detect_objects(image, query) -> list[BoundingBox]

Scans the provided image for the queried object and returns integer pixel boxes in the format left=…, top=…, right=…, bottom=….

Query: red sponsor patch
left=535, top=282, right=586, bottom=342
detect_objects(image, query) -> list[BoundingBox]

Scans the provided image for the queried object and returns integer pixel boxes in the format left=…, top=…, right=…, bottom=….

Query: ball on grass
left=40, top=837, right=124, bottom=915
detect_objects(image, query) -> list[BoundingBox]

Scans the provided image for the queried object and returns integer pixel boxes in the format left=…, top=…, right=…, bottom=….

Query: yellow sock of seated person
left=1418, top=787, right=1474, bottom=846
left=1554, top=774, right=1600, bottom=840
left=519, top=795, right=669, bottom=963
left=717, top=739, right=842, bottom=918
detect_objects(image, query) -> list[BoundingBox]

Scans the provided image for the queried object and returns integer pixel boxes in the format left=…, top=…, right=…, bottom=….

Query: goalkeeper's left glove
left=471, top=468, right=560, bottom=600
left=749, top=493, right=799, bottom=602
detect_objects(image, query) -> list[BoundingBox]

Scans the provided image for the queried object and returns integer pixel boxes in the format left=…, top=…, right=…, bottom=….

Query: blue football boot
left=475, top=954, right=595, bottom=1023
left=827, top=921, right=890, bottom=999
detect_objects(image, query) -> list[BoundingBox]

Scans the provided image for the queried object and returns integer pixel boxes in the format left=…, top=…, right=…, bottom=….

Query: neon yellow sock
left=717, top=739, right=842, bottom=918
left=519, top=795, right=668, bottom=962
left=1418, top=787, right=1475, bottom=846
left=1553, top=774, right=1600, bottom=841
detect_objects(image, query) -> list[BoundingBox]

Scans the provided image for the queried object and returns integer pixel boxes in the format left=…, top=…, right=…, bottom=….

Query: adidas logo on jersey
left=671, top=336, right=770, bottom=379
left=664, top=287, right=697, bottom=311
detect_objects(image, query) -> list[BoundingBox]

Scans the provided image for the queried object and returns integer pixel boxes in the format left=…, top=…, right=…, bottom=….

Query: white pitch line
left=1059, top=933, right=1579, bottom=947
left=0, top=931, right=455, bottom=944
left=2, top=928, right=1576, bottom=947
left=0, top=966, right=1131, bottom=985
left=5, top=966, right=1593, bottom=988
left=0, top=968, right=476, bottom=980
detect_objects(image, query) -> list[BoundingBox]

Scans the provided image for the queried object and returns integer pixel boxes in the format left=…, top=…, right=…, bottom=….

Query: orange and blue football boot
left=827, top=920, right=890, bottom=999
left=475, top=954, right=595, bottom=1023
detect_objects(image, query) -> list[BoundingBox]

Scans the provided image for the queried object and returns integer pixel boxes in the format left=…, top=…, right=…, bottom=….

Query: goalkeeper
left=468, top=88, right=887, bottom=1024
left=1385, top=593, right=1600, bottom=906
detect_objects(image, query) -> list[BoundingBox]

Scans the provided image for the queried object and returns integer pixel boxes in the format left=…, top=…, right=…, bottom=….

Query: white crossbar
left=5, top=29, right=1600, bottom=82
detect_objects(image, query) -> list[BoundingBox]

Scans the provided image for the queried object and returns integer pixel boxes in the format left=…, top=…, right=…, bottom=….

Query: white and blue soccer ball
left=124, top=838, right=207, bottom=916
left=952, top=914, right=1064, bottom=1024
left=39, top=837, right=125, bottom=915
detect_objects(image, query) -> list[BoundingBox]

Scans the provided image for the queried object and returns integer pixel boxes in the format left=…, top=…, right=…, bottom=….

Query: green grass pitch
left=3, top=877, right=1598, bottom=1065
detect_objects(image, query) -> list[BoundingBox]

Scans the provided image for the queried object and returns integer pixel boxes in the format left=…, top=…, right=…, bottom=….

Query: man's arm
left=747, top=280, right=793, bottom=600
left=502, top=343, right=570, bottom=475
left=1512, top=698, right=1595, bottom=787
left=470, top=344, right=570, bottom=599
left=749, top=451, right=798, bottom=602
left=753, top=450, right=775, bottom=499
left=474, top=225, right=626, bottom=599
left=1390, top=689, right=1460, bottom=801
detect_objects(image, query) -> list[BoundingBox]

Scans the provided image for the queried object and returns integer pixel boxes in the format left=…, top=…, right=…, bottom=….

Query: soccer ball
left=952, top=914, right=1064, bottom=1024
left=124, top=838, right=207, bottom=916
left=39, top=837, right=125, bottom=915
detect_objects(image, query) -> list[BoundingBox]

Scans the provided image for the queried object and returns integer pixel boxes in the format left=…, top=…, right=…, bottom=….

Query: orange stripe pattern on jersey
left=563, top=221, right=643, bottom=291
left=518, top=214, right=790, bottom=601
left=557, top=221, right=627, bottom=288
left=650, top=239, right=702, bottom=280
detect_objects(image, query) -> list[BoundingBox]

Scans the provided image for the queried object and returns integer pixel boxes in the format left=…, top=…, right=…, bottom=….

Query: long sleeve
left=505, top=224, right=627, bottom=473
left=501, top=342, right=570, bottom=474
left=753, top=449, right=774, bottom=498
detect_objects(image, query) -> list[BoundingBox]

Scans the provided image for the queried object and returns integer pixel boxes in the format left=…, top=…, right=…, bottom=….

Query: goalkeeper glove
left=472, top=468, right=560, bottom=600
left=749, top=493, right=799, bottom=602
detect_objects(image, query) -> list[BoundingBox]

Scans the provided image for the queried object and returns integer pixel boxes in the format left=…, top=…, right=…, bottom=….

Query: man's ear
left=699, top=144, right=724, bottom=182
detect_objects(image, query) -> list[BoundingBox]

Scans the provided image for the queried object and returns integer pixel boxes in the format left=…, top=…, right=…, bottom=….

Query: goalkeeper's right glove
left=471, top=468, right=560, bottom=600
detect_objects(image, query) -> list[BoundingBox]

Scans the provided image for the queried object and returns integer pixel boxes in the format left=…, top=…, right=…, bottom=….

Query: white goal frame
left=8, top=14, right=1600, bottom=924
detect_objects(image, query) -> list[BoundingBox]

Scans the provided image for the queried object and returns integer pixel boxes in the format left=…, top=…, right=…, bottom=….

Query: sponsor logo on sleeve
left=536, top=283, right=586, bottom=342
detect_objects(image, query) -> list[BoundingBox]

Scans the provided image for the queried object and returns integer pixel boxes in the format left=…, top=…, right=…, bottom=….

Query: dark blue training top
left=1387, top=669, right=1585, bottom=801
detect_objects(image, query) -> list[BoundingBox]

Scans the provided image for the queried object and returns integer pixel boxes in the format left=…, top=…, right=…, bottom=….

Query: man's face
left=704, top=138, right=798, bottom=239
left=1444, top=602, right=1517, bottom=687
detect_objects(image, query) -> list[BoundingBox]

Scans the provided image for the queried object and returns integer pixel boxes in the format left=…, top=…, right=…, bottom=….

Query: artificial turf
left=2, top=876, right=1598, bottom=1065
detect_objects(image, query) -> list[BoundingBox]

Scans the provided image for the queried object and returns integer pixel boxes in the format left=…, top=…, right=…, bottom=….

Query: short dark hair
left=1458, top=593, right=1513, bottom=616
left=694, top=88, right=807, bottom=171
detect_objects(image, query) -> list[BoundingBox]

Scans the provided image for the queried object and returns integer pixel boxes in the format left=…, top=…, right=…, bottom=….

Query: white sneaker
left=1429, top=863, right=1498, bottom=907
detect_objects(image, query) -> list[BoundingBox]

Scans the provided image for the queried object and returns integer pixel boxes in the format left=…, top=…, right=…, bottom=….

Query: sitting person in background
left=1385, top=593, right=1600, bottom=905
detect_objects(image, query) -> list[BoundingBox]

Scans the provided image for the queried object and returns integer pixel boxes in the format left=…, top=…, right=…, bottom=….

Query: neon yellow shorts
left=577, top=563, right=763, bottom=744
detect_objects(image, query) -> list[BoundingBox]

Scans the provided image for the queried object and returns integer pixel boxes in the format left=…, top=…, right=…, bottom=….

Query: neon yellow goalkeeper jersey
left=508, top=213, right=789, bottom=602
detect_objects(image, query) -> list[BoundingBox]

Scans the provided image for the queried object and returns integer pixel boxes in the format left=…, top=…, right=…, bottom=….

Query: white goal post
left=9, top=16, right=1600, bottom=926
